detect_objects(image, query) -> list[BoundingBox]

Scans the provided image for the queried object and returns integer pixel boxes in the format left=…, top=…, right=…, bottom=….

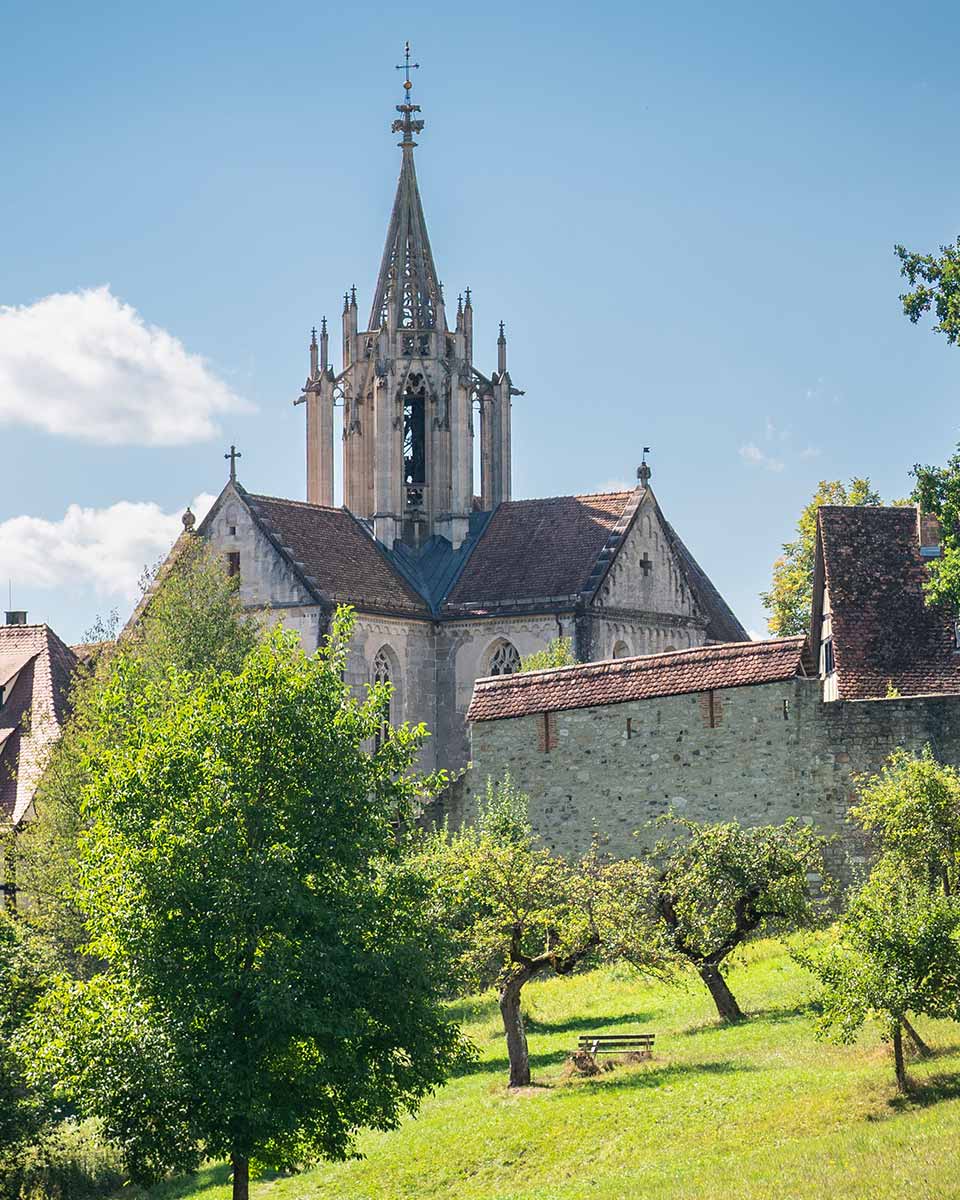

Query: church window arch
left=612, top=640, right=631, bottom=659
left=371, top=645, right=401, bottom=751
left=485, top=639, right=521, bottom=677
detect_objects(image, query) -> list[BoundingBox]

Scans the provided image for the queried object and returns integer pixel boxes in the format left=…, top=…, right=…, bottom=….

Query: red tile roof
left=467, top=636, right=809, bottom=722
left=818, top=506, right=960, bottom=699
left=445, top=492, right=636, bottom=610
left=0, top=625, right=77, bottom=825
left=244, top=494, right=429, bottom=616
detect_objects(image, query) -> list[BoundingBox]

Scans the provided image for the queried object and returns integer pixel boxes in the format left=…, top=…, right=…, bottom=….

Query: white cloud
left=739, top=443, right=784, bottom=472
left=0, top=494, right=216, bottom=601
left=0, top=287, right=250, bottom=445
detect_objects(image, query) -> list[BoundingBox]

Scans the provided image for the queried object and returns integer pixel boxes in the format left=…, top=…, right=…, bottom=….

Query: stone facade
left=466, top=676, right=960, bottom=881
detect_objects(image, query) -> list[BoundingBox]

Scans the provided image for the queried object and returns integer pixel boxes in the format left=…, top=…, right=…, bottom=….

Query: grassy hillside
left=137, top=941, right=960, bottom=1200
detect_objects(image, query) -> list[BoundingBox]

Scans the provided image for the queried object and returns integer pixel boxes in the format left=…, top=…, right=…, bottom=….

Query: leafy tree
left=652, top=818, right=830, bottom=1022
left=17, top=535, right=258, bottom=971
left=0, top=912, right=53, bottom=1182
left=851, top=746, right=960, bottom=896
left=518, top=638, right=577, bottom=673
left=800, top=858, right=960, bottom=1092
left=896, top=237, right=960, bottom=347
left=420, top=778, right=670, bottom=1087
left=24, top=613, right=469, bottom=1200
left=911, top=445, right=960, bottom=609
left=762, top=479, right=880, bottom=635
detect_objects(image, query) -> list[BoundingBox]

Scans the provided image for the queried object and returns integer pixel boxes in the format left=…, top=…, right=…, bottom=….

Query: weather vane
left=391, top=41, right=424, bottom=145
left=395, top=40, right=419, bottom=93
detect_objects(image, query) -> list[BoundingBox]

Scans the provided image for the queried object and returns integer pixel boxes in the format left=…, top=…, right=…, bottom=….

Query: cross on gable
left=225, top=444, right=242, bottom=482
left=640, top=552, right=653, bottom=576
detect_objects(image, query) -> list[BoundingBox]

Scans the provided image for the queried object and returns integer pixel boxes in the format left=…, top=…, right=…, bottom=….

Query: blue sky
left=1, top=0, right=958, bottom=642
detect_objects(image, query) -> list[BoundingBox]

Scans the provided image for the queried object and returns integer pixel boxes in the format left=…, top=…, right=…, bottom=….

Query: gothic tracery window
left=373, top=647, right=393, bottom=752
left=402, top=373, right=427, bottom=507
left=488, top=641, right=521, bottom=676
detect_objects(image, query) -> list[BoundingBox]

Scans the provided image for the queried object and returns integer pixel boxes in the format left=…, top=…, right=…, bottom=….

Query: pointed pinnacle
left=321, top=316, right=327, bottom=335
left=498, top=321, right=506, bottom=339
left=310, top=326, right=318, bottom=347
left=464, top=287, right=472, bottom=307
left=350, top=284, right=357, bottom=307
left=343, top=292, right=350, bottom=313
left=457, top=293, right=463, bottom=314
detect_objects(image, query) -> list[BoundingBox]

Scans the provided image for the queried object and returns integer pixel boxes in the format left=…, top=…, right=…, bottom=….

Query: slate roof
left=244, top=494, right=429, bottom=616
left=467, top=636, right=809, bottom=722
left=0, top=625, right=77, bottom=826
left=817, top=506, right=960, bottom=699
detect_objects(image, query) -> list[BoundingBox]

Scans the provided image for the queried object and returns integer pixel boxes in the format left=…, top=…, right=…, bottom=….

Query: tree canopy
left=420, top=778, right=669, bottom=1087
left=24, top=613, right=469, bottom=1199
left=896, top=237, right=960, bottom=347
left=651, top=817, right=830, bottom=1022
left=518, top=638, right=577, bottom=673
left=911, top=446, right=960, bottom=610
left=761, top=479, right=881, bottom=636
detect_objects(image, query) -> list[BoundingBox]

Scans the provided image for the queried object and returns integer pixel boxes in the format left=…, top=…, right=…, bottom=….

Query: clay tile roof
left=819, top=506, right=960, bottom=699
left=245, top=494, right=429, bottom=616
left=467, top=636, right=809, bottom=722
left=444, top=492, right=636, bottom=610
left=0, top=625, right=77, bottom=825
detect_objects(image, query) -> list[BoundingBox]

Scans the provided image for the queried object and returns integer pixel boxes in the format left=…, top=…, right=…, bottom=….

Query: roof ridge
left=246, top=492, right=344, bottom=514
left=475, top=636, right=805, bottom=687
left=500, top=489, right=637, bottom=507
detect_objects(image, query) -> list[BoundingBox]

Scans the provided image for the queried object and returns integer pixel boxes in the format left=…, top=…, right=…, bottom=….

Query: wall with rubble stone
left=465, top=678, right=960, bottom=881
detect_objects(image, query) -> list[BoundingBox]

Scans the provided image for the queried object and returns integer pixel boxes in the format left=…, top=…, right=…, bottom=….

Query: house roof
left=244, top=493, right=430, bottom=616
left=0, top=625, right=77, bottom=825
left=444, top=491, right=637, bottom=611
left=817, top=505, right=960, bottom=699
left=467, top=636, right=810, bottom=722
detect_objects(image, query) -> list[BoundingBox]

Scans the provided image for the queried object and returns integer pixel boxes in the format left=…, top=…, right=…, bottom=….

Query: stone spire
left=368, top=42, right=444, bottom=332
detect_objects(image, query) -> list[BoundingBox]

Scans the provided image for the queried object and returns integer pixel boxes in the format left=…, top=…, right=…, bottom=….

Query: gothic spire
left=368, top=43, right=444, bottom=332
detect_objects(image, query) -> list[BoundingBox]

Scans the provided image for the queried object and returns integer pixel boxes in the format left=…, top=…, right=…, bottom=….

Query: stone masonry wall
left=466, top=677, right=960, bottom=882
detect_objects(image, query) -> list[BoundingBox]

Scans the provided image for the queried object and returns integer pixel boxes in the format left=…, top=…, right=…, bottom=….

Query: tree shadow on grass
left=569, top=1057, right=757, bottom=1096
left=677, top=1000, right=818, bottom=1038
left=524, top=1010, right=656, bottom=1035
left=148, top=1163, right=231, bottom=1198
left=889, top=1071, right=960, bottom=1113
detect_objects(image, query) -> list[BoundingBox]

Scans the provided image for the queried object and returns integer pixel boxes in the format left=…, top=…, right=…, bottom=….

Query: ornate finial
left=391, top=41, right=425, bottom=146
left=498, top=321, right=506, bottom=339
left=464, top=287, right=472, bottom=307
left=343, top=291, right=350, bottom=313
left=225, top=443, right=242, bottom=483
left=321, top=316, right=327, bottom=335
left=310, top=326, right=318, bottom=347
left=182, top=506, right=196, bottom=531
left=457, top=293, right=463, bottom=315
left=350, top=284, right=357, bottom=307
left=638, top=446, right=652, bottom=488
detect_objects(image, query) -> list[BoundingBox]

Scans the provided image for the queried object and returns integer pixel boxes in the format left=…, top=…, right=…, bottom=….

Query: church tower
left=300, top=46, right=520, bottom=549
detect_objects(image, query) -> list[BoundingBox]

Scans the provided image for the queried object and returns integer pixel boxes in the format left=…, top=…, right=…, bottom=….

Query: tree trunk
left=698, top=963, right=746, bottom=1022
left=232, top=1154, right=249, bottom=1200
left=499, top=975, right=531, bottom=1087
left=893, top=1022, right=908, bottom=1093
left=903, top=1015, right=932, bottom=1058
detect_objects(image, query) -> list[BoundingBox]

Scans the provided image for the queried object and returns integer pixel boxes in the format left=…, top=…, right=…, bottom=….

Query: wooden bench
left=577, top=1033, right=655, bottom=1058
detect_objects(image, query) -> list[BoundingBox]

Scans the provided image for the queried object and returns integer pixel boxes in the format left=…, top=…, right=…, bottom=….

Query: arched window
left=487, top=640, right=521, bottom=676
left=372, top=647, right=394, bottom=752
left=612, top=640, right=631, bottom=659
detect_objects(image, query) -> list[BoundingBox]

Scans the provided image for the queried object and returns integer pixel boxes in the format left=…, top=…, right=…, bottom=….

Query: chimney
left=5, top=611, right=27, bottom=626
left=917, top=505, right=942, bottom=559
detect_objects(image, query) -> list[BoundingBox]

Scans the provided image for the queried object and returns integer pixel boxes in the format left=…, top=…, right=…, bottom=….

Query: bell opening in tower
left=402, top=374, right=427, bottom=516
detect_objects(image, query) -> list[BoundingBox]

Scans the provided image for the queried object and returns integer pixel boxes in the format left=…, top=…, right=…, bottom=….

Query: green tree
left=652, top=818, right=830, bottom=1023
left=851, top=746, right=960, bottom=896
left=800, top=858, right=960, bottom=1092
left=911, top=445, right=960, bottom=609
left=518, top=637, right=577, bottom=673
left=0, top=912, right=53, bottom=1183
left=24, top=613, right=468, bottom=1200
left=896, top=237, right=960, bottom=347
left=420, top=778, right=670, bottom=1087
left=17, top=536, right=258, bottom=972
left=761, top=479, right=881, bottom=635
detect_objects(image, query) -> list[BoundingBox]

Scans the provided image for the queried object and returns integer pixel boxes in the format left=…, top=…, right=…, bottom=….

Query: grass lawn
left=134, top=940, right=960, bottom=1200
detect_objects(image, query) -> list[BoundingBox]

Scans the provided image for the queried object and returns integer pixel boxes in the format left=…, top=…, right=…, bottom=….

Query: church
left=187, top=57, right=746, bottom=774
